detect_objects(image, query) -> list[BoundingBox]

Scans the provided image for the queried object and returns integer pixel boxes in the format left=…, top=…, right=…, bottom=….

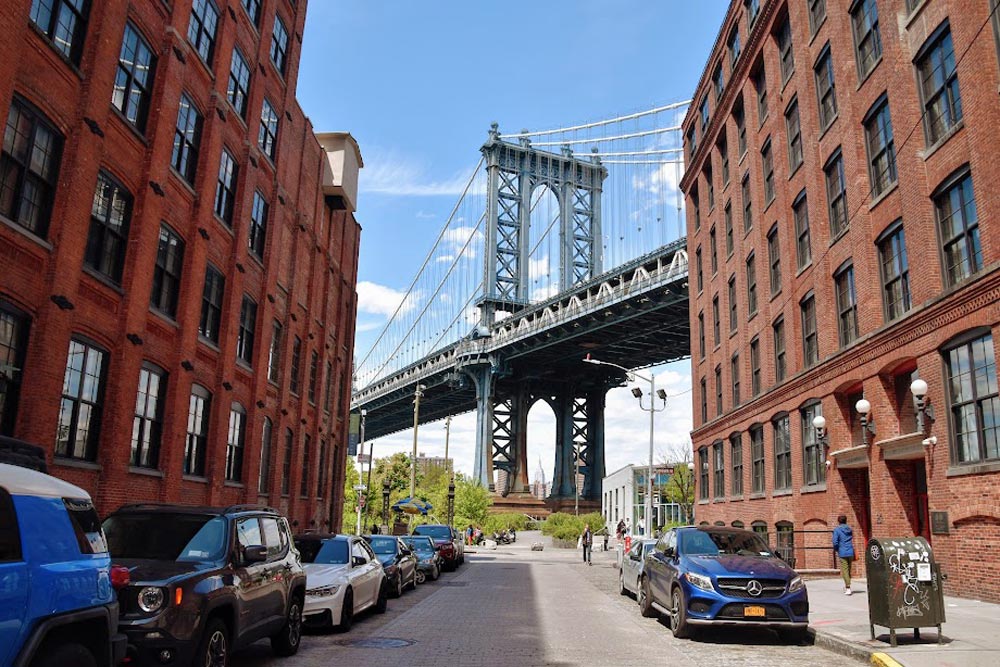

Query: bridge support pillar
left=467, top=363, right=496, bottom=489
left=551, top=387, right=607, bottom=503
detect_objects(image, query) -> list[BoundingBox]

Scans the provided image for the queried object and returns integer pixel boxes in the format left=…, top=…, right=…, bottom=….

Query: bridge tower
left=467, top=126, right=610, bottom=505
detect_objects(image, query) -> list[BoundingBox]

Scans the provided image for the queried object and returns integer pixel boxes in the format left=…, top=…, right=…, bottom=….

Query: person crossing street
left=581, top=523, right=593, bottom=566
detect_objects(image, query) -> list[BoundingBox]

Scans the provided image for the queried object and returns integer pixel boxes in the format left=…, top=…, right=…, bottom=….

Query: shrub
left=482, top=512, right=529, bottom=533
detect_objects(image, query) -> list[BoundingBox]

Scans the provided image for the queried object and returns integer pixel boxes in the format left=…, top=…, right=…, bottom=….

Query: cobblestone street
left=236, top=533, right=859, bottom=667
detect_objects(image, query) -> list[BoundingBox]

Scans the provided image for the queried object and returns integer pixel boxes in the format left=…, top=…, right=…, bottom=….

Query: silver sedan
left=619, top=539, right=658, bottom=599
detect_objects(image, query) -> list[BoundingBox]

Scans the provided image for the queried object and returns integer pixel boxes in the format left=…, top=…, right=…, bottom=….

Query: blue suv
left=0, top=439, right=127, bottom=667
left=640, top=526, right=809, bottom=640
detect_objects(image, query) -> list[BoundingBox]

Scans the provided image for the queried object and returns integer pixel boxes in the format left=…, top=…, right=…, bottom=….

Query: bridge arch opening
left=527, top=398, right=556, bottom=499
left=527, top=184, right=561, bottom=303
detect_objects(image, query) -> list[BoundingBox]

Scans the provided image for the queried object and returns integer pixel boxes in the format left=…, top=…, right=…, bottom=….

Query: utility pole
left=445, top=415, right=455, bottom=530
left=409, top=384, right=426, bottom=500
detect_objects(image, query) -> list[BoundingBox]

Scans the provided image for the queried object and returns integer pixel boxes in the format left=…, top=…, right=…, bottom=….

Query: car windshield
left=643, top=542, right=656, bottom=557
left=402, top=537, right=434, bottom=551
left=104, top=514, right=227, bottom=562
left=297, top=539, right=349, bottom=564
left=368, top=537, right=398, bottom=555
left=413, top=525, right=450, bottom=540
left=680, top=530, right=772, bottom=557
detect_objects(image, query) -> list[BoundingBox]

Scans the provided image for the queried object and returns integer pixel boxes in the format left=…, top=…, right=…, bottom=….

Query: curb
left=870, top=653, right=905, bottom=667
left=810, top=628, right=876, bottom=665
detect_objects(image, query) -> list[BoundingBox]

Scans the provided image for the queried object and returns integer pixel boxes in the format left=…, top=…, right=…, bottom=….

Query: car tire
left=32, top=642, right=97, bottom=667
left=619, top=571, right=629, bottom=597
left=670, top=586, right=692, bottom=639
left=415, top=569, right=426, bottom=585
left=409, top=569, right=418, bottom=590
left=431, top=564, right=440, bottom=580
left=374, top=582, right=388, bottom=614
left=338, top=589, right=354, bottom=632
left=638, top=577, right=658, bottom=618
left=779, top=627, right=809, bottom=645
left=394, top=574, right=403, bottom=598
left=270, top=594, right=303, bottom=657
left=197, top=617, right=230, bottom=667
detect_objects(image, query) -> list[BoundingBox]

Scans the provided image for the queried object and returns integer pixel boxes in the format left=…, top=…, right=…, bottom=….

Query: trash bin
left=866, top=536, right=946, bottom=646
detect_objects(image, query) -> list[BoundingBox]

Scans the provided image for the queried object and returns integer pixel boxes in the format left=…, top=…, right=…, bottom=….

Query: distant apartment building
left=415, top=453, right=452, bottom=476
left=602, top=464, right=684, bottom=534
left=682, top=0, right=1000, bottom=600
left=0, top=0, right=361, bottom=531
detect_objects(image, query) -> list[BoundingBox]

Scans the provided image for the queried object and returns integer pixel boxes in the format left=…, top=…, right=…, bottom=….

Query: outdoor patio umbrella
left=392, top=497, right=433, bottom=515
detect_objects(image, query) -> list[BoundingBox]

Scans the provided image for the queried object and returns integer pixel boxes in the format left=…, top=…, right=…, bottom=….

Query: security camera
left=922, top=436, right=937, bottom=447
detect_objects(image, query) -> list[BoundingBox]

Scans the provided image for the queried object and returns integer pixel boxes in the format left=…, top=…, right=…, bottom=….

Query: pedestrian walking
left=581, top=523, right=593, bottom=565
left=832, top=514, right=856, bottom=595
left=638, top=518, right=645, bottom=536
left=616, top=519, right=625, bottom=540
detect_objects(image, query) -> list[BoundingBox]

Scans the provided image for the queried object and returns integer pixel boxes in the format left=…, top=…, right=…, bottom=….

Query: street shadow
left=874, top=631, right=952, bottom=645
left=656, top=618, right=816, bottom=647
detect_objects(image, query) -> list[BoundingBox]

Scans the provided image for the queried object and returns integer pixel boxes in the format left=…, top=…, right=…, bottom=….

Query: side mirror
left=663, top=547, right=676, bottom=559
left=352, top=556, right=366, bottom=567
left=244, top=545, right=268, bottom=564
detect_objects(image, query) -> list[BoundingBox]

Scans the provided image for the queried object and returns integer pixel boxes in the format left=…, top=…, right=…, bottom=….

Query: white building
left=602, top=464, right=684, bottom=535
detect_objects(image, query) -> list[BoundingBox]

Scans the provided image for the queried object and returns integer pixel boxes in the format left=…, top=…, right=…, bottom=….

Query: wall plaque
left=930, top=510, right=950, bottom=535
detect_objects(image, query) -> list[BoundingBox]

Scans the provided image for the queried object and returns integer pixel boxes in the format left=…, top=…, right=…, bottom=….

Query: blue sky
left=298, top=1, right=728, bottom=477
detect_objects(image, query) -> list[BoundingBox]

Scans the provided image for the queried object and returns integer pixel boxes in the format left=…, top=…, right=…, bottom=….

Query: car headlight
left=385, top=564, right=397, bottom=575
left=306, top=584, right=340, bottom=598
left=137, top=586, right=166, bottom=613
left=788, top=575, right=804, bottom=593
left=683, top=572, right=714, bottom=592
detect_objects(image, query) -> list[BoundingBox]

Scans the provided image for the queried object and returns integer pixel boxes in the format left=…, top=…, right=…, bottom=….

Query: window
left=946, top=333, right=999, bottom=464
left=300, top=434, right=311, bottom=497
left=815, top=46, right=838, bottom=131
left=715, top=365, right=723, bottom=416
left=724, top=203, right=733, bottom=256
left=761, top=139, right=774, bottom=204
left=259, top=99, right=279, bottom=160
left=184, top=385, right=211, bottom=476
left=773, top=316, right=786, bottom=382
left=237, top=296, right=257, bottom=365
left=188, top=0, right=219, bottom=65
left=699, top=447, right=709, bottom=500
left=734, top=101, right=747, bottom=157
left=712, top=295, right=720, bottom=346
left=808, top=0, right=826, bottom=34
left=698, top=312, right=705, bottom=359
left=865, top=97, right=896, bottom=196
left=753, top=65, right=768, bottom=123
left=259, top=417, right=272, bottom=494
left=281, top=429, right=293, bottom=495
left=324, top=360, right=333, bottom=410
left=878, top=222, right=911, bottom=321
left=692, top=189, right=700, bottom=230
left=825, top=150, right=848, bottom=237
left=214, top=149, right=238, bottom=225
left=308, top=350, right=318, bottom=403
left=935, top=170, right=980, bottom=286
left=268, top=321, right=282, bottom=383
left=728, top=276, right=738, bottom=333
left=695, top=248, right=703, bottom=291
left=785, top=99, right=802, bottom=171
left=271, top=15, right=289, bottom=75
left=29, top=0, right=89, bottom=64
left=993, top=0, right=1000, bottom=67
left=741, top=173, right=752, bottom=233
left=0, top=302, right=31, bottom=436
left=768, top=225, right=781, bottom=295
left=793, top=191, right=811, bottom=269
left=241, top=0, right=261, bottom=26
left=249, top=191, right=268, bottom=258
left=776, top=522, right=795, bottom=563
left=151, top=225, right=184, bottom=318
left=709, top=226, right=718, bottom=274
left=130, top=364, right=165, bottom=469
left=801, top=402, right=825, bottom=486
left=700, top=377, right=708, bottom=423
left=720, top=137, right=730, bottom=187
left=171, top=94, right=201, bottom=184
left=776, top=16, right=794, bottom=83
left=0, top=486, right=21, bottom=561
left=686, top=128, right=697, bottom=161
left=56, top=339, right=106, bottom=461
left=731, top=353, right=741, bottom=407
left=0, top=97, right=63, bottom=237
left=113, top=23, right=156, bottom=132
left=290, top=336, right=302, bottom=394
left=227, top=48, right=252, bottom=118
left=750, top=337, right=761, bottom=396
left=713, top=441, right=725, bottom=499
left=836, top=263, right=859, bottom=348
left=852, top=0, right=882, bottom=79
left=728, top=28, right=741, bottom=71
left=750, top=425, right=765, bottom=493
left=225, top=403, right=246, bottom=482
left=699, top=97, right=710, bottom=135
left=801, top=293, right=818, bottom=366
left=746, top=253, right=757, bottom=316
left=198, top=265, right=224, bottom=343
left=746, top=0, right=760, bottom=27
left=705, top=165, right=714, bottom=209
left=713, top=63, right=725, bottom=101
left=317, top=440, right=329, bottom=498
left=773, top=414, right=791, bottom=490
left=730, top=433, right=743, bottom=496
left=85, top=171, right=132, bottom=283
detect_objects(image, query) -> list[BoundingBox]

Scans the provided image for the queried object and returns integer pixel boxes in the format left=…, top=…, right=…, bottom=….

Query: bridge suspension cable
left=506, top=100, right=691, bottom=138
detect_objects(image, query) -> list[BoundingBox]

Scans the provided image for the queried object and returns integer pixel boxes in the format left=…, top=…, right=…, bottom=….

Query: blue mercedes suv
left=639, top=526, right=809, bottom=640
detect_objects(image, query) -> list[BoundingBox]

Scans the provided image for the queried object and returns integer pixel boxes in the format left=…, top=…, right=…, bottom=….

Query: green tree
left=660, top=444, right=695, bottom=524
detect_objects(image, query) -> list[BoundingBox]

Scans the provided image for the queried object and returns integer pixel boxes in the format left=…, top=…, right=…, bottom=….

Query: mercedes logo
left=746, top=579, right=763, bottom=597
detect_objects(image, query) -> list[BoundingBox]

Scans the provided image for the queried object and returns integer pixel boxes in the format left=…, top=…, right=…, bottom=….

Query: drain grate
left=333, top=637, right=416, bottom=649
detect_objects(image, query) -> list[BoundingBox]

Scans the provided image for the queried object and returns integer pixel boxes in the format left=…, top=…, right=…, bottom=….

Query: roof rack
left=223, top=503, right=280, bottom=515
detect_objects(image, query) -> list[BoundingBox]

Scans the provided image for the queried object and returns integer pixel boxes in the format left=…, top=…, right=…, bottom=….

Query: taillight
left=110, top=564, right=131, bottom=590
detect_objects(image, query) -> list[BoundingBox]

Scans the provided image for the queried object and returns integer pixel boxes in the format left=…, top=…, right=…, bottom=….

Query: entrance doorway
left=914, top=461, right=930, bottom=541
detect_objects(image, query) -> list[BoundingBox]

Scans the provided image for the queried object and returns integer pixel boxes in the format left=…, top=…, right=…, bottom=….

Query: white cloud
left=356, top=281, right=419, bottom=318
left=360, top=149, right=482, bottom=197
left=416, top=211, right=436, bottom=220
left=354, top=321, right=383, bottom=333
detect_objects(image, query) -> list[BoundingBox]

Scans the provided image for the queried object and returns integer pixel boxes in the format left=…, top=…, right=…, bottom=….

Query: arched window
left=776, top=520, right=795, bottom=566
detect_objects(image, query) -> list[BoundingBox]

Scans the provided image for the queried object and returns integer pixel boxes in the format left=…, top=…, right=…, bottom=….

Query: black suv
left=103, top=504, right=306, bottom=666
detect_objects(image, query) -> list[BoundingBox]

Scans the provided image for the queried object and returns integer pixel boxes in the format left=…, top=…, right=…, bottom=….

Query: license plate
left=743, top=605, right=766, bottom=617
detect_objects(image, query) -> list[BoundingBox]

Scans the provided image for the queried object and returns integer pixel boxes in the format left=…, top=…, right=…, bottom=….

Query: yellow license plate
left=743, top=605, right=766, bottom=617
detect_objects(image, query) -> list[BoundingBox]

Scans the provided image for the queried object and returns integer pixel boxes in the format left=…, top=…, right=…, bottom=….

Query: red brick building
left=682, top=0, right=1000, bottom=601
left=0, top=0, right=361, bottom=532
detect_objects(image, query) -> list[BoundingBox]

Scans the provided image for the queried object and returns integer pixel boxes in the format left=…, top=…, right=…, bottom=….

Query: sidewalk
left=808, top=577, right=1000, bottom=667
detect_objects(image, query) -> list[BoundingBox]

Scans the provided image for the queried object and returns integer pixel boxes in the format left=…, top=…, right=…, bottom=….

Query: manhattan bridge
left=352, top=101, right=692, bottom=511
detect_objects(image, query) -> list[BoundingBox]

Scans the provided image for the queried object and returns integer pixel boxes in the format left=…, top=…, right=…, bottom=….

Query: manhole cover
left=333, top=637, right=416, bottom=649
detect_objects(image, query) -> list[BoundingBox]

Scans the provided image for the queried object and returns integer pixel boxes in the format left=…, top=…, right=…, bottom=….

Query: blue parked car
left=639, top=526, right=809, bottom=640
left=0, top=440, right=127, bottom=667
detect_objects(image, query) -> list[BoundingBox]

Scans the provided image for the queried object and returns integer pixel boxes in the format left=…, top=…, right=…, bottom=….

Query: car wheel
left=409, top=569, right=418, bottom=590
left=779, top=627, right=809, bottom=644
left=670, top=586, right=692, bottom=638
left=197, top=617, right=230, bottom=667
left=638, top=577, right=658, bottom=618
left=374, top=582, right=388, bottom=614
left=338, top=589, right=354, bottom=632
left=32, top=643, right=97, bottom=667
left=415, top=569, right=426, bottom=585
left=394, top=574, right=404, bottom=598
left=432, top=564, right=440, bottom=580
left=270, top=594, right=303, bottom=656
left=619, top=571, right=629, bottom=597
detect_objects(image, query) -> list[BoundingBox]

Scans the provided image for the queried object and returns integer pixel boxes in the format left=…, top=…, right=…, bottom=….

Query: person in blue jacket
left=832, top=514, right=856, bottom=595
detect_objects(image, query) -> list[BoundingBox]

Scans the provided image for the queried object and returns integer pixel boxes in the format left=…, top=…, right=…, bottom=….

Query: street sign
left=353, top=484, right=367, bottom=491
left=357, top=453, right=371, bottom=464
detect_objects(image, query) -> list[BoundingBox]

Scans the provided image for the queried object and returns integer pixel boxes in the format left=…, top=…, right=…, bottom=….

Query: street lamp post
left=583, top=356, right=667, bottom=536
left=410, top=384, right=426, bottom=500
left=444, top=416, right=455, bottom=529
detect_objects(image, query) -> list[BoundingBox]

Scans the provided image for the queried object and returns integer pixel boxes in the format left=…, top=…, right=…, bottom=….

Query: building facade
left=682, top=0, right=1000, bottom=600
left=602, top=464, right=684, bottom=534
left=0, top=0, right=361, bottom=531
